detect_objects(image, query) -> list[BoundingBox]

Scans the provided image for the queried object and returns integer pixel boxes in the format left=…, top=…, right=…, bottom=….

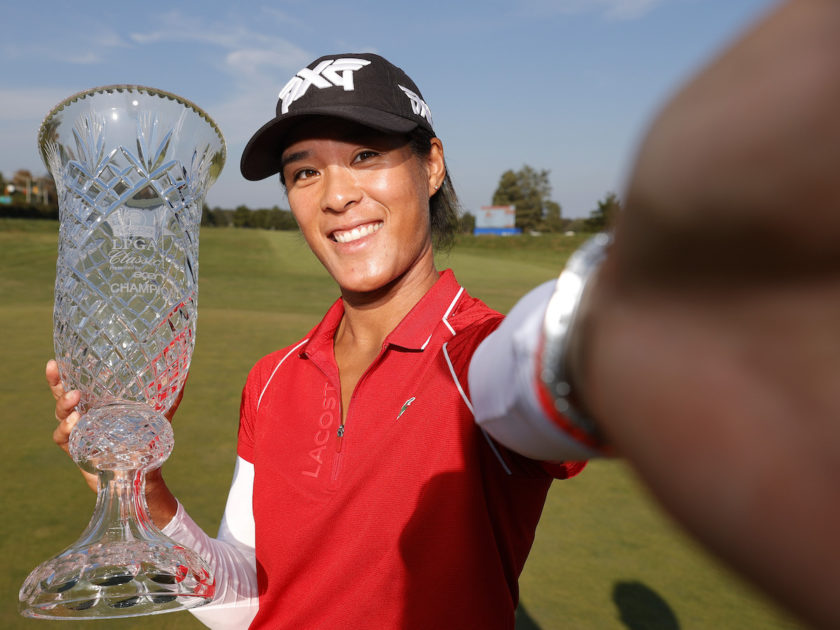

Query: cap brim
left=240, top=106, right=421, bottom=181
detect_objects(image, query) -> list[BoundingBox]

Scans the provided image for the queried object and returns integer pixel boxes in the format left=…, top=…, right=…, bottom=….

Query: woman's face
left=281, top=119, right=445, bottom=297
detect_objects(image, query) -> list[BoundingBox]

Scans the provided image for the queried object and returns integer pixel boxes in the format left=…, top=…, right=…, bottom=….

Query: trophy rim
left=37, top=84, right=226, bottom=170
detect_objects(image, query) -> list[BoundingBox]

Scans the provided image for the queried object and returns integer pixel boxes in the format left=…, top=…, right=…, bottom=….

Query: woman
left=50, top=53, right=594, bottom=629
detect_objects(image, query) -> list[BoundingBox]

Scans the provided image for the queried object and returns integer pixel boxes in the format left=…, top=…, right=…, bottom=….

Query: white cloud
left=129, top=20, right=243, bottom=48
left=0, top=88, right=71, bottom=176
left=517, top=0, right=665, bottom=20
left=601, top=0, right=664, bottom=20
left=63, top=51, right=103, bottom=65
left=256, top=6, right=303, bottom=28
left=128, top=11, right=309, bottom=69
left=127, top=13, right=313, bottom=150
left=0, top=88, right=76, bottom=122
left=128, top=12, right=311, bottom=92
left=2, top=26, right=130, bottom=66
left=225, top=46, right=312, bottom=80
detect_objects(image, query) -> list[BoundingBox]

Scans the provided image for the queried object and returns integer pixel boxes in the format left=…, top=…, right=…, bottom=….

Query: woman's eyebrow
left=280, top=150, right=309, bottom=171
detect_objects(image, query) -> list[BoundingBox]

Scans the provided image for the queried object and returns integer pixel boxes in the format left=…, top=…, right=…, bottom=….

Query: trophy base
left=19, top=404, right=215, bottom=619
left=19, top=537, right=214, bottom=619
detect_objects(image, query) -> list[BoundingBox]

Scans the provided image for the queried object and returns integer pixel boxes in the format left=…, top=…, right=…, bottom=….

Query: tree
left=492, top=170, right=521, bottom=206
left=11, top=169, right=34, bottom=203
left=233, top=205, right=252, bottom=228
left=228, top=204, right=297, bottom=230
left=459, top=211, right=476, bottom=234
left=492, top=165, right=561, bottom=233
left=201, top=204, right=217, bottom=226
left=585, top=192, right=622, bottom=231
left=542, top=200, right=566, bottom=233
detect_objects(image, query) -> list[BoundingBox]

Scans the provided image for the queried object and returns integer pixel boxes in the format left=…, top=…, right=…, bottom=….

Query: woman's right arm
left=162, top=456, right=259, bottom=629
left=47, top=360, right=259, bottom=628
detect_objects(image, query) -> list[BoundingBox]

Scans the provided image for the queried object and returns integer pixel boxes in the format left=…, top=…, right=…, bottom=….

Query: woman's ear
left=427, top=137, right=446, bottom=196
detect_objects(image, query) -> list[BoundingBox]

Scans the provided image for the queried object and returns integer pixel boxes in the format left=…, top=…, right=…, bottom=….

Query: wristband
left=537, top=232, right=611, bottom=449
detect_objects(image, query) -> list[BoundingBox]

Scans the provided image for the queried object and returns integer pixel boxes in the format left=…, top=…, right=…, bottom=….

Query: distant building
left=474, top=205, right=521, bottom=236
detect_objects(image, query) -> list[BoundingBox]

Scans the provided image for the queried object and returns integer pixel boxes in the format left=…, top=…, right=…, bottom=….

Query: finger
left=46, top=359, right=66, bottom=401
left=79, top=468, right=99, bottom=493
left=55, top=389, right=81, bottom=423
left=51, top=410, right=99, bottom=493
left=53, top=409, right=80, bottom=453
left=164, top=384, right=186, bottom=423
left=164, top=372, right=188, bottom=423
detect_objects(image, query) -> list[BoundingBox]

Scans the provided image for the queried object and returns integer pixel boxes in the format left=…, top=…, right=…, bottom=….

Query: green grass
left=0, top=220, right=802, bottom=629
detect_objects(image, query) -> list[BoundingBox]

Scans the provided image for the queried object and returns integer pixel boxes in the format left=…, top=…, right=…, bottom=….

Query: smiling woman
left=50, top=51, right=595, bottom=630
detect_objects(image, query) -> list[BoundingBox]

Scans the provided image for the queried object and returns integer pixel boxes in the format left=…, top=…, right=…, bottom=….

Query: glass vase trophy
left=19, top=85, right=225, bottom=619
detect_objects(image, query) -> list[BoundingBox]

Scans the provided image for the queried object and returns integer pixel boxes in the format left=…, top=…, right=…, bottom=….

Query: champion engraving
left=398, top=85, right=433, bottom=126
left=278, top=58, right=372, bottom=114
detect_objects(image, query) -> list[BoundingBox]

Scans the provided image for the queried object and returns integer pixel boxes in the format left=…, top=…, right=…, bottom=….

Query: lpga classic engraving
left=107, top=236, right=168, bottom=297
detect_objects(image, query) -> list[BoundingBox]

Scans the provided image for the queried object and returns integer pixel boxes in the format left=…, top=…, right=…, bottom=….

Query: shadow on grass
left=613, top=580, right=680, bottom=630
left=515, top=603, right=543, bottom=629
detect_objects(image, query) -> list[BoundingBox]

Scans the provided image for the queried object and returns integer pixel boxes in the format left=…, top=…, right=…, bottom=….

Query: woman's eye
left=353, top=150, right=379, bottom=163
left=293, top=168, right=318, bottom=182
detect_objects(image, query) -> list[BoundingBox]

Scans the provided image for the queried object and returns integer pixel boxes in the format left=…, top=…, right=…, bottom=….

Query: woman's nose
left=320, top=165, right=361, bottom=213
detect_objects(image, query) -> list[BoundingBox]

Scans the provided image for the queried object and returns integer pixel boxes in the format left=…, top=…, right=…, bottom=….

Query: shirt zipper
left=330, top=344, right=389, bottom=484
left=331, top=423, right=344, bottom=482
left=331, top=400, right=350, bottom=482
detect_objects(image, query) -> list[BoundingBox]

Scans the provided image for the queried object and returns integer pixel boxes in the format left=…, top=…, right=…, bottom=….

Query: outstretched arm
left=473, top=1, right=840, bottom=627
left=574, top=1, right=840, bottom=627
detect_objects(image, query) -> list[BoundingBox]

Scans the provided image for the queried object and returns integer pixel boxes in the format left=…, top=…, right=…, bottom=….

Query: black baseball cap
left=240, top=53, right=435, bottom=181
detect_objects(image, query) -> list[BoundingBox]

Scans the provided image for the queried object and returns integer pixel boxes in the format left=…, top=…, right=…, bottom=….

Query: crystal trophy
left=19, top=85, right=225, bottom=618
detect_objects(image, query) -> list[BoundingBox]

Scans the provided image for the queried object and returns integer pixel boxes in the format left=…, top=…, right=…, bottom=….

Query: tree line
left=1, top=165, right=619, bottom=233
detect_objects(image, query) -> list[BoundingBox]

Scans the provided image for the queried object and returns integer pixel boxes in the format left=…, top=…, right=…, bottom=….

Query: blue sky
left=1, top=0, right=776, bottom=218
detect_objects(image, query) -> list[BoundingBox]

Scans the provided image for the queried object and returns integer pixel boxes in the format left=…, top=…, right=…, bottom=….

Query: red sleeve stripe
left=533, top=337, right=610, bottom=453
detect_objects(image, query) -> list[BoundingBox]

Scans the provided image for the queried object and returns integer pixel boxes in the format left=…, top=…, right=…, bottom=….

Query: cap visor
left=240, top=106, right=419, bottom=181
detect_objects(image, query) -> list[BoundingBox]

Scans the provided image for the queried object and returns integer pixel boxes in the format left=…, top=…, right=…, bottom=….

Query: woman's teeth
left=333, top=222, right=382, bottom=243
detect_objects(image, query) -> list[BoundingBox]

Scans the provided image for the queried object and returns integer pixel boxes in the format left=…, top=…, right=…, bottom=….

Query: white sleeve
left=162, top=456, right=259, bottom=629
left=469, top=281, right=600, bottom=462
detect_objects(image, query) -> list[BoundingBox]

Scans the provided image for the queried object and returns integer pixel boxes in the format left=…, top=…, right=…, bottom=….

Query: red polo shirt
left=238, top=270, right=583, bottom=629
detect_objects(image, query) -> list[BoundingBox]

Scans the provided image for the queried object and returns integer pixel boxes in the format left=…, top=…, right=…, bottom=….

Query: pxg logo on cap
left=278, top=58, right=372, bottom=115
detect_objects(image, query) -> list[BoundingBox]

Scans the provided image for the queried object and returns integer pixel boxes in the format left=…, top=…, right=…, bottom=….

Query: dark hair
left=408, top=127, right=460, bottom=252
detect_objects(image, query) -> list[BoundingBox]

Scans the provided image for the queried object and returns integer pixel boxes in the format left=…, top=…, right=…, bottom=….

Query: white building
left=474, top=205, right=520, bottom=236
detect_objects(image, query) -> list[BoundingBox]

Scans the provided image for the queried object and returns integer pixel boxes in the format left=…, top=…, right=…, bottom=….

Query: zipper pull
left=336, top=424, right=345, bottom=453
